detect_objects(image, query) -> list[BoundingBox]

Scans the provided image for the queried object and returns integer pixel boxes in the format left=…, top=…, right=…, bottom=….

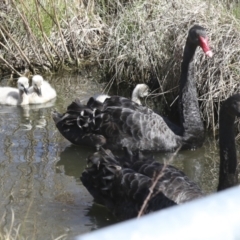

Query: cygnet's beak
left=24, top=87, right=29, bottom=95
left=143, top=89, right=150, bottom=97
left=35, top=87, right=42, bottom=97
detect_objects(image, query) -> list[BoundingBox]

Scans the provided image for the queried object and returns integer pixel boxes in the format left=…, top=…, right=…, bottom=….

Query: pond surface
left=0, top=72, right=232, bottom=239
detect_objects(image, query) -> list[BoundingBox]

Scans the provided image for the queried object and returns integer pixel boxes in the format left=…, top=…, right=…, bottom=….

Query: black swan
left=0, top=77, right=29, bottom=105
left=52, top=25, right=212, bottom=152
left=81, top=94, right=240, bottom=220
left=28, top=75, right=57, bottom=104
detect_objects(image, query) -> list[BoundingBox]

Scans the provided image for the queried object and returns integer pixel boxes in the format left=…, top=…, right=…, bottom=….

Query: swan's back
left=130, top=159, right=203, bottom=204
left=41, top=81, right=57, bottom=99
left=0, top=77, right=29, bottom=105
left=94, top=94, right=181, bottom=151
left=81, top=148, right=202, bottom=220
left=29, top=75, right=56, bottom=104
left=98, top=106, right=180, bottom=151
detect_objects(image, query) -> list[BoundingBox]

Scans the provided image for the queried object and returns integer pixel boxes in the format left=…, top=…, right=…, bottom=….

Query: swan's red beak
left=199, top=36, right=213, bottom=57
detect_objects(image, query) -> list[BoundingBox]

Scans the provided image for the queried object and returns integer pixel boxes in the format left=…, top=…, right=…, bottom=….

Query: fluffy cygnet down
left=28, top=75, right=56, bottom=104
left=0, top=76, right=29, bottom=105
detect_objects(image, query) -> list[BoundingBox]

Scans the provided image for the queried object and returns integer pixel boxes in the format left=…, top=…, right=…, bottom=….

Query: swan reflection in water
left=23, top=98, right=56, bottom=130
left=56, top=144, right=93, bottom=177
left=0, top=97, right=56, bottom=131
left=56, top=144, right=118, bottom=230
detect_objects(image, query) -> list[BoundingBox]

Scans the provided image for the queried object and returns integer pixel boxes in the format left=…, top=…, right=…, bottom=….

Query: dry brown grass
left=0, top=0, right=107, bottom=74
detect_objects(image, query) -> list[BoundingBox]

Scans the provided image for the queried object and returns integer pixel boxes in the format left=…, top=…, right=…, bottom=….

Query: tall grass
left=0, top=0, right=106, bottom=74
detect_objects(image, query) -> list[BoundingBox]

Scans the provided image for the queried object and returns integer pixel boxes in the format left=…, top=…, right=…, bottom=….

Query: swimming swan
left=28, top=75, right=56, bottom=104
left=0, top=77, right=29, bottom=105
left=81, top=93, right=240, bottom=220
left=52, top=25, right=212, bottom=151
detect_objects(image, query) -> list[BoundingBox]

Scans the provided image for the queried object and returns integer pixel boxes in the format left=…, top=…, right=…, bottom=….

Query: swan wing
left=93, top=106, right=181, bottom=151
left=131, top=160, right=203, bottom=203
left=81, top=149, right=176, bottom=220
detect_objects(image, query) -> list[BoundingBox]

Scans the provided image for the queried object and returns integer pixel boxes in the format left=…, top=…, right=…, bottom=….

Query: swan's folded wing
left=81, top=149, right=176, bottom=220
left=92, top=106, right=182, bottom=151
left=52, top=109, right=106, bottom=148
left=132, top=160, right=203, bottom=203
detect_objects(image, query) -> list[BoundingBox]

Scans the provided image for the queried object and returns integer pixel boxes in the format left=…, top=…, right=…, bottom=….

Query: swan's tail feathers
left=67, top=97, right=105, bottom=131
left=52, top=98, right=108, bottom=148
left=81, top=149, right=176, bottom=219
left=52, top=106, right=105, bottom=148
left=67, top=98, right=100, bottom=117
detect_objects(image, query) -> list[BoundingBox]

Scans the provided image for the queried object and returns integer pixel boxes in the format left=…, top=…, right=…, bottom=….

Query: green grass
left=15, top=0, right=68, bottom=38
left=232, top=3, right=240, bottom=19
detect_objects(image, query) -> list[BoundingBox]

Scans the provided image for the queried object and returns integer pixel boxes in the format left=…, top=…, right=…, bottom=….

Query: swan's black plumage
left=217, top=94, right=240, bottom=191
left=53, top=98, right=106, bottom=148
left=81, top=149, right=176, bottom=219
left=52, top=25, right=212, bottom=152
left=81, top=148, right=201, bottom=220
left=81, top=94, right=240, bottom=220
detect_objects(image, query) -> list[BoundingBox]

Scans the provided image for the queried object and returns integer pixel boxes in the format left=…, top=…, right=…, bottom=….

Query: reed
left=0, top=0, right=106, bottom=73
left=0, top=209, right=66, bottom=240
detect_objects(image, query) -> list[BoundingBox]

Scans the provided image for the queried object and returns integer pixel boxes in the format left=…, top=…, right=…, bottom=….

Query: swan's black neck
left=217, top=106, right=238, bottom=191
left=179, top=39, right=204, bottom=149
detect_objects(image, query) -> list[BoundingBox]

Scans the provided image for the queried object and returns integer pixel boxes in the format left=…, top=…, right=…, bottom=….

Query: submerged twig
left=137, top=145, right=182, bottom=218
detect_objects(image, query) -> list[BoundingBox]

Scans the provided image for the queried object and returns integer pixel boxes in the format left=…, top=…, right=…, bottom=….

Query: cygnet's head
left=131, top=83, right=150, bottom=105
left=17, top=77, right=29, bottom=95
left=135, top=84, right=150, bottom=98
left=32, top=75, right=43, bottom=96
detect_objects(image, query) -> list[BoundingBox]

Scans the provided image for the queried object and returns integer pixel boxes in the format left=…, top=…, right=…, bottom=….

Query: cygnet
left=28, top=75, right=56, bottom=104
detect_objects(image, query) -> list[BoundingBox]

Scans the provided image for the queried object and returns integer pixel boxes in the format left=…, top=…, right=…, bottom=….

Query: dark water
left=0, top=73, right=226, bottom=239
